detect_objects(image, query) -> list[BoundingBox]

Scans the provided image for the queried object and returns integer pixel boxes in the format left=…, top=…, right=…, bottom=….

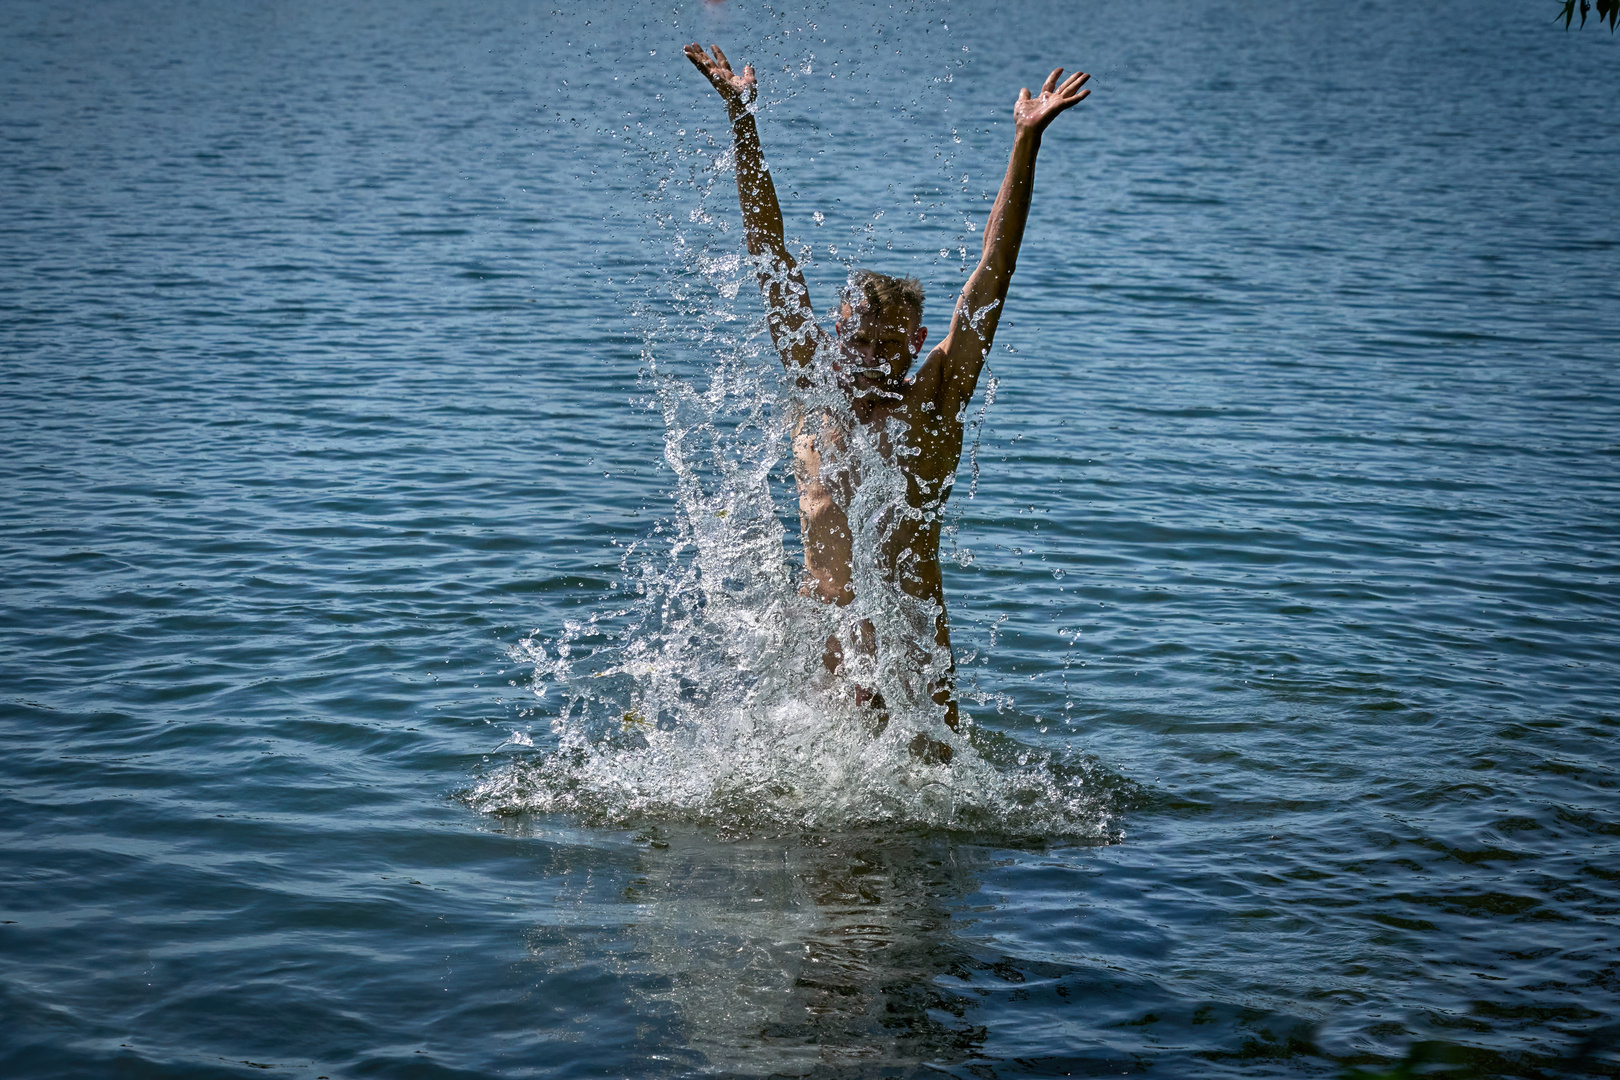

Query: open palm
left=1014, top=68, right=1090, bottom=133
left=684, top=43, right=756, bottom=110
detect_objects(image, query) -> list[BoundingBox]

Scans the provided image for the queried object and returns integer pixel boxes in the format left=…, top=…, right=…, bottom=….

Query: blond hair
left=845, top=269, right=924, bottom=324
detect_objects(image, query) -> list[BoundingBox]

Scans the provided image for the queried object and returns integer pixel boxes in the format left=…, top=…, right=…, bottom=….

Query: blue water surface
left=2, top=1, right=1618, bottom=1077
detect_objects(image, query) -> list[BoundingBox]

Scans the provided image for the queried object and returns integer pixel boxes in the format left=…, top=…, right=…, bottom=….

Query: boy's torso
left=791, top=382, right=966, bottom=609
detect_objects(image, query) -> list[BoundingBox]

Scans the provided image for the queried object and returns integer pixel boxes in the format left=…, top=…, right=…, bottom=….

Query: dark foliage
left=1556, top=0, right=1619, bottom=30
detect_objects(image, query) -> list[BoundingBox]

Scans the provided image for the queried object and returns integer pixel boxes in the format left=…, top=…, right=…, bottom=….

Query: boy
left=685, top=42, right=1090, bottom=759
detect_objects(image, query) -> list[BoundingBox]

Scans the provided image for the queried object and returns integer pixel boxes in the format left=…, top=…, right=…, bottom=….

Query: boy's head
left=836, top=270, right=928, bottom=396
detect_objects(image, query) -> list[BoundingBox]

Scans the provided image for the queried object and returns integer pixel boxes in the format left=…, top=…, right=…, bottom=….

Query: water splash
left=464, top=17, right=1119, bottom=841
left=466, top=304, right=1114, bottom=839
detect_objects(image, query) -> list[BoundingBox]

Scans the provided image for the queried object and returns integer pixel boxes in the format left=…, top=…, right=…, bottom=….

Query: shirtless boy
left=685, top=42, right=1090, bottom=759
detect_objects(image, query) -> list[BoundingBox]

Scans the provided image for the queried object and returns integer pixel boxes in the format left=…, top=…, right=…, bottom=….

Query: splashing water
left=465, top=313, right=1115, bottom=838
left=463, top=24, right=1119, bottom=841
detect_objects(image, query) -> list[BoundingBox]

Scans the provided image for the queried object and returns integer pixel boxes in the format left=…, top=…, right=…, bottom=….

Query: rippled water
left=3, top=1, right=1617, bottom=1077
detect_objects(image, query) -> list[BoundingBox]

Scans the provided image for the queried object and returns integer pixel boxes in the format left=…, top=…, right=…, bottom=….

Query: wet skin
left=685, top=41, right=1091, bottom=750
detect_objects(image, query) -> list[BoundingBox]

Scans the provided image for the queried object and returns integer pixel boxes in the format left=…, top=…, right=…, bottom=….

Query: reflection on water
left=502, top=809, right=1620, bottom=1078
left=521, top=828, right=998, bottom=1073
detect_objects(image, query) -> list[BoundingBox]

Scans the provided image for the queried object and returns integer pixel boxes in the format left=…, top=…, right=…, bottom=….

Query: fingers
left=1055, top=88, right=1092, bottom=120
left=685, top=42, right=722, bottom=79
left=1059, top=70, right=1090, bottom=96
left=1053, top=87, right=1091, bottom=114
left=1019, top=87, right=1031, bottom=101
left=743, top=63, right=756, bottom=86
left=711, top=43, right=732, bottom=71
left=1042, top=67, right=1063, bottom=93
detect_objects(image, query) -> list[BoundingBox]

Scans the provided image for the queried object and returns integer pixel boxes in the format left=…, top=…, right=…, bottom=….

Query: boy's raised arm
left=685, top=43, right=823, bottom=372
left=922, top=67, right=1090, bottom=417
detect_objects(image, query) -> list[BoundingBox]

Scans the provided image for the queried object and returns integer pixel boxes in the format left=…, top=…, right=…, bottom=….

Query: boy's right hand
left=684, top=43, right=757, bottom=114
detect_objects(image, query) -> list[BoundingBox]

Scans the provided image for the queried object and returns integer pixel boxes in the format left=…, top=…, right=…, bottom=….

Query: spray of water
left=463, top=10, right=1119, bottom=841
left=466, top=299, right=1114, bottom=838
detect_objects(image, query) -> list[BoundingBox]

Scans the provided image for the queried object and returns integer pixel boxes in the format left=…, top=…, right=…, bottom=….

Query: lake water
left=2, top=1, right=1618, bottom=1077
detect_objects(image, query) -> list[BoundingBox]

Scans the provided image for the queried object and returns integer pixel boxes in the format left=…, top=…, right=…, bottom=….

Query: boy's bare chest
left=793, top=405, right=964, bottom=503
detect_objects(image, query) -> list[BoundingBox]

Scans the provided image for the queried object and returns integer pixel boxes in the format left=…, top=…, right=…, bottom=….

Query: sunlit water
left=3, top=1, right=1617, bottom=1077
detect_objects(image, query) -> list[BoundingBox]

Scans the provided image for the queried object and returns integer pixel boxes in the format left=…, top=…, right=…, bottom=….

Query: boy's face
left=836, top=302, right=926, bottom=398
